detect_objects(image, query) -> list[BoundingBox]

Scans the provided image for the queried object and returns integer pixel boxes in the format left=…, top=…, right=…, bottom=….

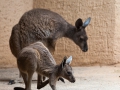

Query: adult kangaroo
left=9, top=8, right=91, bottom=57
left=9, top=8, right=91, bottom=89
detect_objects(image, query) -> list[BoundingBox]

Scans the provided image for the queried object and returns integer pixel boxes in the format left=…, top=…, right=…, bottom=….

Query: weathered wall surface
left=114, top=0, right=120, bottom=63
left=0, top=0, right=33, bottom=67
left=0, top=0, right=120, bottom=67
left=33, top=0, right=117, bottom=66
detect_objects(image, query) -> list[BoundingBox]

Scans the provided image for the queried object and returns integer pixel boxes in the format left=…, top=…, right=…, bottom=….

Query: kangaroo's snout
left=68, top=76, right=75, bottom=83
left=82, top=47, right=88, bottom=52
left=70, top=77, right=76, bottom=83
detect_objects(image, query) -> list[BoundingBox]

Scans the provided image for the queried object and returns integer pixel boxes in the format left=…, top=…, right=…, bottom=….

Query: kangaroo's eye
left=67, top=72, right=72, bottom=75
left=79, top=37, right=84, bottom=41
left=79, top=36, right=84, bottom=41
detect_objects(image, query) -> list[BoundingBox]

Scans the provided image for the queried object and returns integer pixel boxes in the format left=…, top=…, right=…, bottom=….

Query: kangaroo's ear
left=58, top=56, right=67, bottom=73
left=83, top=17, right=91, bottom=28
left=59, top=56, right=67, bottom=70
left=75, top=18, right=83, bottom=29
left=66, top=56, right=72, bottom=65
left=61, top=56, right=67, bottom=68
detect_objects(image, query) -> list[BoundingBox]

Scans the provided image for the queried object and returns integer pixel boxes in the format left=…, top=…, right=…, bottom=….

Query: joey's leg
left=49, top=83, right=56, bottom=90
left=20, top=72, right=28, bottom=89
left=14, top=71, right=27, bottom=90
left=26, top=72, right=34, bottom=90
left=49, top=75, right=57, bottom=90
left=37, top=79, right=49, bottom=89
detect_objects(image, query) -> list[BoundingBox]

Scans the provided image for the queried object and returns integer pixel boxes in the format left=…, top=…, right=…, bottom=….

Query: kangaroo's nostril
left=85, top=47, right=88, bottom=51
left=72, top=79, right=75, bottom=83
left=85, top=48, right=88, bottom=51
left=83, top=48, right=88, bottom=52
left=72, top=78, right=76, bottom=83
left=73, top=80, right=75, bottom=82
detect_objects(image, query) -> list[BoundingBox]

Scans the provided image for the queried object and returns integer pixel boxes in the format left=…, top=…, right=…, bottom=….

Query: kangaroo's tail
left=9, top=24, right=21, bottom=58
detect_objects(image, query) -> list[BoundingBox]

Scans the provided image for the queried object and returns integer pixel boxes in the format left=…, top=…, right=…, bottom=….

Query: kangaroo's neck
left=52, top=65, right=59, bottom=75
left=50, top=65, right=61, bottom=78
left=64, top=24, right=76, bottom=40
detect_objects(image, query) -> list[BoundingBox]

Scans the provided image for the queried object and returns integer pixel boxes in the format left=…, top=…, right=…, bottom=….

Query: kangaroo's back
left=19, top=8, right=67, bottom=39
left=17, top=42, right=56, bottom=75
left=28, top=42, right=56, bottom=65
left=10, top=8, right=68, bottom=58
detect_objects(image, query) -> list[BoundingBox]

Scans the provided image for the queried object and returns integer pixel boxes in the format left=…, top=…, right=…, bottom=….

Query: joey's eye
left=67, top=72, right=72, bottom=75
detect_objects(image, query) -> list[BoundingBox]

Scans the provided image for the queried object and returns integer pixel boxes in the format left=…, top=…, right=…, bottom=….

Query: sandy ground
left=1, top=64, right=120, bottom=90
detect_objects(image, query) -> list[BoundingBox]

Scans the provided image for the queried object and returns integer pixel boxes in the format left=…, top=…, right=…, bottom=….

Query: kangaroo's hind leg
left=20, top=71, right=28, bottom=89
left=25, top=72, right=34, bottom=90
left=14, top=71, right=28, bottom=90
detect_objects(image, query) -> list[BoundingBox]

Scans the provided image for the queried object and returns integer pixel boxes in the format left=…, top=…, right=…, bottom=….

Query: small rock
left=8, top=80, right=15, bottom=85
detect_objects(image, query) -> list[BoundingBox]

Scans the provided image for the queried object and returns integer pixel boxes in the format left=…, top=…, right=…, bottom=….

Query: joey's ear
left=62, top=56, right=67, bottom=68
left=75, top=18, right=83, bottom=29
left=66, top=56, right=72, bottom=65
left=83, top=17, right=91, bottom=28
left=60, top=56, right=67, bottom=69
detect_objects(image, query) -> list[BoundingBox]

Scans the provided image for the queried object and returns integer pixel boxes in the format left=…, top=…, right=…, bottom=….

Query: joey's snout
left=70, top=76, right=76, bottom=83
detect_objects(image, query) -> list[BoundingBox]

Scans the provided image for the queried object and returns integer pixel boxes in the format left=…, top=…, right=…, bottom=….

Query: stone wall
left=0, top=0, right=120, bottom=67
left=114, top=0, right=120, bottom=63
left=0, top=0, right=33, bottom=67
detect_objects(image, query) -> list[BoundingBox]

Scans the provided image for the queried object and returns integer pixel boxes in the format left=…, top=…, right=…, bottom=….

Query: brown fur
left=9, top=8, right=90, bottom=89
left=9, top=8, right=91, bottom=58
left=17, top=42, right=75, bottom=90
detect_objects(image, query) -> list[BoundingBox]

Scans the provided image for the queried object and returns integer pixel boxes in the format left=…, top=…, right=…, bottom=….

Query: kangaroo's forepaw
left=58, top=77, right=65, bottom=83
left=37, top=85, right=42, bottom=89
